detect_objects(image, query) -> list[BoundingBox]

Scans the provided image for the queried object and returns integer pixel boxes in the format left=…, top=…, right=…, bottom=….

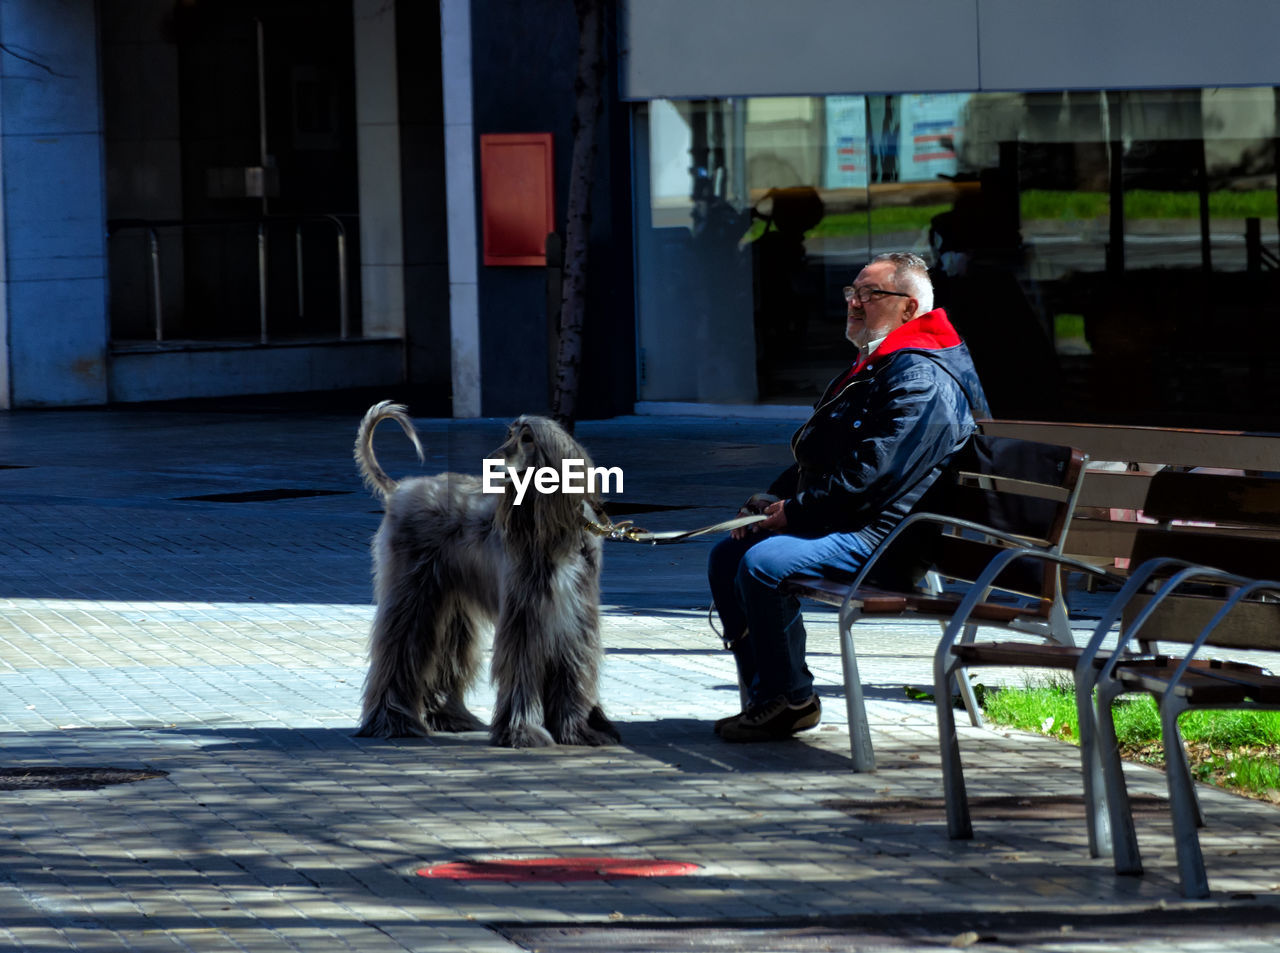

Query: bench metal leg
left=953, top=623, right=984, bottom=728
left=1161, top=696, right=1211, bottom=898
left=935, top=653, right=973, bottom=840
left=1074, top=675, right=1113, bottom=859
left=1095, top=679, right=1143, bottom=876
left=1048, top=588, right=1075, bottom=647
left=839, top=607, right=875, bottom=772
left=1165, top=718, right=1205, bottom=828
left=929, top=572, right=982, bottom=731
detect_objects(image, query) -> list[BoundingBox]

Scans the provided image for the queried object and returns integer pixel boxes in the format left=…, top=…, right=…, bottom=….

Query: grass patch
left=740, top=187, right=1278, bottom=243
left=807, top=205, right=949, bottom=238
left=745, top=204, right=948, bottom=243
left=981, top=678, right=1280, bottom=804
left=1020, top=190, right=1109, bottom=221
left=1019, top=188, right=1278, bottom=221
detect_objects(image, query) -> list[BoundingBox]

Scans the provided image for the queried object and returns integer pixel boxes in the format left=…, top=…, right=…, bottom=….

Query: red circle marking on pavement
left=415, top=858, right=700, bottom=882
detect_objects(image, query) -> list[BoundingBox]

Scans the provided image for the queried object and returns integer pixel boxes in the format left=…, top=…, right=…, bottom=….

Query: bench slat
left=1076, top=470, right=1154, bottom=510
left=951, top=641, right=1101, bottom=668
left=1113, top=665, right=1280, bottom=705
left=979, top=420, right=1280, bottom=472
left=1121, top=592, right=1280, bottom=651
left=1129, top=528, right=1280, bottom=580
left=780, top=576, right=1050, bottom=623
left=1141, top=471, right=1280, bottom=525
left=783, top=574, right=852, bottom=607
left=1063, top=518, right=1141, bottom=558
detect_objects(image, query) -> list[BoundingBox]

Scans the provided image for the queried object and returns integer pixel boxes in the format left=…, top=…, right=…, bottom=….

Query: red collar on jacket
left=844, top=307, right=961, bottom=380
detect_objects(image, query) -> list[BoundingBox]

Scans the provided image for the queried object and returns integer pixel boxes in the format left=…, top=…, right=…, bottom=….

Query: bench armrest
left=1101, top=571, right=1280, bottom=690
left=833, top=509, right=1078, bottom=616
left=931, top=545, right=1122, bottom=664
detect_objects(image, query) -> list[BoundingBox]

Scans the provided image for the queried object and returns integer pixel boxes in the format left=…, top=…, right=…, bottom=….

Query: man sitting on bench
left=709, top=251, right=990, bottom=742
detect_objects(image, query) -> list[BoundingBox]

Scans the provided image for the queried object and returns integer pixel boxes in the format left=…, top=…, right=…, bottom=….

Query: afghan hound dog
left=352, top=401, right=620, bottom=748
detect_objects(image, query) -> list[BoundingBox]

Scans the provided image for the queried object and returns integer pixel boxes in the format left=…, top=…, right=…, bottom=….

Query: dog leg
left=489, top=695, right=555, bottom=748
left=490, top=660, right=555, bottom=747
left=355, top=567, right=438, bottom=738
left=541, top=643, right=620, bottom=746
left=587, top=705, right=622, bottom=743
left=541, top=556, right=619, bottom=746
left=543, top=666, right=621, bottom=746
left=421, top=599, right=488, bottom=732
left=489, top=606, right=556, bottom=748
left=426, top=694, right=487, bottom=733
left=355, top=689, right=430, bottom=738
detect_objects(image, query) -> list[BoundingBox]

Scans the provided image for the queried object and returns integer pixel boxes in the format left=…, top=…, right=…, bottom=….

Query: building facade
left=0, top=0, right=630, bottom=418
left=625, top=0, right=1280, bottom=429
left=3, top=1, right=1280, bottom=429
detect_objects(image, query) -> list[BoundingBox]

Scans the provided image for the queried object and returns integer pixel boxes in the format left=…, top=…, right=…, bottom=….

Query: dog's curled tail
left=355, top=400, right=425, bottom=500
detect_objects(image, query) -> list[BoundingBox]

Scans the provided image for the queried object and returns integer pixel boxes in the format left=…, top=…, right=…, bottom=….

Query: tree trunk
left=551, top=0, right=605, bottom=431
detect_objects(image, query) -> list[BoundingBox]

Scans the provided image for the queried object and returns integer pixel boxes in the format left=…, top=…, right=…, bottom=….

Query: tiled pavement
left=1, top=402, right=1279, bottom=952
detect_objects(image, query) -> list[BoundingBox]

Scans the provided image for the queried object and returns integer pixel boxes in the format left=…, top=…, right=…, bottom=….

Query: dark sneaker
left=713, top=711, right=744, bottom=736
left=719, top=694, right=821, bottom=743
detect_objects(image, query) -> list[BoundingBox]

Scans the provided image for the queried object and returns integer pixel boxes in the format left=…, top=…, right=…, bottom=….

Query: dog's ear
left=544, top=418, right=593, bottom=469
left=510, top=417, right=554, bottom=472
left=495, top=418, right=531, bottom=469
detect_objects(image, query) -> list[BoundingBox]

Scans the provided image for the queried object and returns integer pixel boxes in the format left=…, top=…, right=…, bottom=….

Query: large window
left=104, top=0, right=359, bottom=346
left=633, top=88, right=1280, bottom=428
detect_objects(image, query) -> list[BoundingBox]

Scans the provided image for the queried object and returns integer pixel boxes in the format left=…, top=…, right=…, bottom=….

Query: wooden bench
left=975, top=420, right=1280, bottom=578
left=950, top=420, right=1280, bottom=897
left=781, top=418, right=1280, bottom=896
left=779, top=433, right=1088, bottom=772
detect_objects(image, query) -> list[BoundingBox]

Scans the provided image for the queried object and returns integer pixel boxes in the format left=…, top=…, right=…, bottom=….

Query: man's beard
left=846, top=322, right=890, bottom=354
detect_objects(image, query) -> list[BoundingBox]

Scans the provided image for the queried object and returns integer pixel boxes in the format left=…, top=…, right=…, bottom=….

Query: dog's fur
left=352, top=401, right=620, bottom=748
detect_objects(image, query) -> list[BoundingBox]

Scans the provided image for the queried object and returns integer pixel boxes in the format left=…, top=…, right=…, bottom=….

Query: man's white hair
left=869, top=251, right=934, bottom=315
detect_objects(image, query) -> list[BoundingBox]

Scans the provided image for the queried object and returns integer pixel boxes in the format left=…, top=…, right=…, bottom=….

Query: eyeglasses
left=843, top=286, right=911, bottom=305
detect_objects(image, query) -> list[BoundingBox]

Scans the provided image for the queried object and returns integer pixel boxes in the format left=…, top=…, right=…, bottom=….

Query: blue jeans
left=708, top=530, right=879, bottom=708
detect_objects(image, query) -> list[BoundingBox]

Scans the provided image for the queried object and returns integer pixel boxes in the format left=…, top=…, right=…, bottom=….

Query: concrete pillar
left=440, top=0, right=480, bottom=417
left=0, top=0, right=110, bottom=407
left=353, top=0, right=405, bottom=343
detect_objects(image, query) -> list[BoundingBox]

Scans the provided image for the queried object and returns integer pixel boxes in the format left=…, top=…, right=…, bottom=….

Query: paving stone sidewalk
left=1, top=403, right=1279, bottom=952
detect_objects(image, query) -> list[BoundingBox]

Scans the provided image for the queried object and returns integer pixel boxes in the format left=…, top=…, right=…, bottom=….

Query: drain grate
left=176, top=488, right=351, bottom=503
left=0, top=767, right=168, bottom=791
left=417, top=858, right=699, bottom=882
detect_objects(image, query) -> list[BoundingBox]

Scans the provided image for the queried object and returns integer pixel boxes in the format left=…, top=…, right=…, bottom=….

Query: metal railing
left=107, top=214, right=352, bottom=344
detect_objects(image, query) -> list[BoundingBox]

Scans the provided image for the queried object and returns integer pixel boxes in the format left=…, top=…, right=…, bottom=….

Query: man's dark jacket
left=771, top=308, right=990, bottom=541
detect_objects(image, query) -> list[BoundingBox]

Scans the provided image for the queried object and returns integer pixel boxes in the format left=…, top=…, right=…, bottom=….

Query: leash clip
left=582, top=503, right=653, bottom=543
left=606, top=519, right=650, bottom=543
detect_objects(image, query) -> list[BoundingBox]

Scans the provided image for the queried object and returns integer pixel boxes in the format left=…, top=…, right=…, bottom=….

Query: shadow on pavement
left=493, top=903, right=1280, bottom=952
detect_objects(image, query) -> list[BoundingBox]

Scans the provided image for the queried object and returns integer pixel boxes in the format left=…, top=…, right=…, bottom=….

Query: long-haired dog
left=352, top=401, right=620, bottom=748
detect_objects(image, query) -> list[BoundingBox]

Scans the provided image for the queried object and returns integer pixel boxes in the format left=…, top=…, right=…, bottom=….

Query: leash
left=582, top=500, right=767, bottom=545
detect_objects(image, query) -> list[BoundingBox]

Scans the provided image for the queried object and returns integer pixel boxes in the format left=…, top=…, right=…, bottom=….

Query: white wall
left=440, top=0, right=480, bottom=417
left=624, top=0, right=1280, bottom=99
left=353, top=0, right=406, bottom=341
left=624, top=0, right=979, bottom=99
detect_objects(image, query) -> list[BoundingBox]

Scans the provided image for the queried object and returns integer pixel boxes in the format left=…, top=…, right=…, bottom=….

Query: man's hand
left=739, top=492, right=777, bottom=515
left=732, top=497, right=788, bottom=539
left=758, top=498, right=788, bottom=533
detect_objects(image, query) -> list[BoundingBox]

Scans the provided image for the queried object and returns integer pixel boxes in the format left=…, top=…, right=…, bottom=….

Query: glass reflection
left=634, top=86, right=1280, bottom=427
